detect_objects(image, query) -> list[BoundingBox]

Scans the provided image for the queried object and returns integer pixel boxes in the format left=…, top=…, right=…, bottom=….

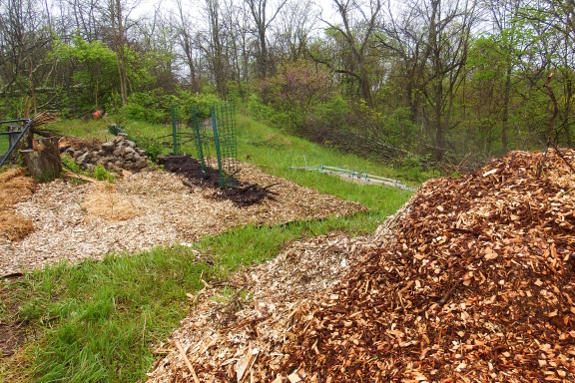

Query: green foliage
left=93, top=164, right=115, bottom=182
left=61, top=154, right=116, bottom=182
left=61, top=154, right=82, bottom=173
left=136, top=138, right=163, bottom=163
left=52, top=34, right=118, bottom=110
left=262, top=60, right=333, bottom=131
left=399, top=154, right=440, bottom=182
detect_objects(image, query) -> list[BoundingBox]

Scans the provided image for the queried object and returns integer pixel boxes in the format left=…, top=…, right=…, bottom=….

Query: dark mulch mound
left=158, top=155, right=276, bottom=207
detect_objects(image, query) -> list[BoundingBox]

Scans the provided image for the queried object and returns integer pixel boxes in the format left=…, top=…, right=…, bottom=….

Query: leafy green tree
left=53, top=34, right=118, bottom=109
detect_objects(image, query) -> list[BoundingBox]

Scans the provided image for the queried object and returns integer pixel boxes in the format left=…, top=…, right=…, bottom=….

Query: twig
left=439, top=279, right=462, bottom=306
left=174, top=338, right=201, bottom=383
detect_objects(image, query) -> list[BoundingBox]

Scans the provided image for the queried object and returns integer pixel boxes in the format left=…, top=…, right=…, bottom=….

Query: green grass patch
left=2, top=114, right=413, bottom=382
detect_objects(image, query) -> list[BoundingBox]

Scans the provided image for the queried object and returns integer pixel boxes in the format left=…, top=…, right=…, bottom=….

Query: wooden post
left=21, top=137, right=62, bottom=181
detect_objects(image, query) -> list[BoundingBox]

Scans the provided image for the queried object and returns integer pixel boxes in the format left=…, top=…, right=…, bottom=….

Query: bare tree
left=313, top=0, right=382, bottom=107
left=244, top=0, right=288, bottom=81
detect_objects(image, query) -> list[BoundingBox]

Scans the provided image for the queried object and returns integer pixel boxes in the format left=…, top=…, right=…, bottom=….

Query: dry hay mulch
left=148, top=149, right=575, bottom=383
left=83, top=181, right=138, bottom=221
left=0, top=168, right=35, bottom=242
left=0, top=162, right=365, bottom=276
left=0, top=168, right=36, bottom=206
left=0, top=211, right=34, bottom=242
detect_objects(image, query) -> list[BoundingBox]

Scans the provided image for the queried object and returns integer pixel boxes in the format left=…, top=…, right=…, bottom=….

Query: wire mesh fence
left=171, top=106, right=183, bottom=156
left=172, top=102, right=238, bottom=188
left=212, top=102, right=238, bottom=187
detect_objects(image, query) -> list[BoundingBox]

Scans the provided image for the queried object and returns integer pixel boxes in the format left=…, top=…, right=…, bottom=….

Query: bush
left=93, top=164, right=116, bottom=182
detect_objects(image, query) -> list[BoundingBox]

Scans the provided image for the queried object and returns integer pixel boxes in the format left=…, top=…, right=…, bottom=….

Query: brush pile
left=149, top=149, right=575, bottom=383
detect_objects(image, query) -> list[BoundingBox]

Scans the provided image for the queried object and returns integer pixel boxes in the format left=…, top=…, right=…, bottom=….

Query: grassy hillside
left=1, top=115, right=413, bottom=382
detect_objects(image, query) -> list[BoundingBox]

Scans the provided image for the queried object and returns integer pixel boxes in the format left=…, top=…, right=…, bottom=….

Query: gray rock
left=101, top=142, right=115, bottom=152
left=75, top=152, right=88, bottom=165
left=126, top=140, right=136, bottom=148
left=122, top=146, right=136, bottom=156
left=113, top=144, right=123, bottom=156
left=136, top=158, right=148, bottom=169
left=73, top=150, right=84, bottom=159
left=97, top=157, right=107, bottom=165
left=124, top=153, right=135, bottom=161
left=134, top=153, right=141, bottom=160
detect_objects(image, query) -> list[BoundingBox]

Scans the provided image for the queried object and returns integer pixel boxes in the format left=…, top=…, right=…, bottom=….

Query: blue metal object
left=0, top=118, right=32, bottom=168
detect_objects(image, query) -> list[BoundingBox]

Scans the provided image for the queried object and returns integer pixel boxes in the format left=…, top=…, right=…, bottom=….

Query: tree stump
left=21, top=137, right=62, bottom=181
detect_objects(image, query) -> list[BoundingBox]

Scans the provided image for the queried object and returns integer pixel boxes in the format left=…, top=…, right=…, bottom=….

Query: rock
left=122, top=146, right=136, bottom=156
left=134, top=153, right=141, bottom=160
left=113, top=144, right=123, bottom=156
left=136, top=158, right=148, bottom=169
left=75, top=152, right=88, bottom=165
left=124, top=153, right=135, bottom=161
left=73, top=150, right=83, bottom=159
left=101, top=142, right=115, bottom=152
left=97, top=157, right=107, bottom=165
left=126, top=140, right=136, bottom=148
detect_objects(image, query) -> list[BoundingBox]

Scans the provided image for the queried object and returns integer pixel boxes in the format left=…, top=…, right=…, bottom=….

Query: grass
left=1, top=114, right=413, bottom=382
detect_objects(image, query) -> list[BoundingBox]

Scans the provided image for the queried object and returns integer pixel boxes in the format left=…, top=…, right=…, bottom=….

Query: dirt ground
left=0, top=162, right=366, bottom=277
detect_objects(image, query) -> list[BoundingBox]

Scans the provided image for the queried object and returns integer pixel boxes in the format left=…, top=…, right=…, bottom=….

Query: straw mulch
left=148, top=149, right=575, bottom=383
left=83, top=182, right=138, bottom=221
left=0, top=168, right=35, bottom=242
left=0, top=162, right=365, bottom=276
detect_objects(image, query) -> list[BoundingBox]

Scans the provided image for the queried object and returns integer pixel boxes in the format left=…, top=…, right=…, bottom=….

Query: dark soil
left=158, top=155, right=276, bottom=207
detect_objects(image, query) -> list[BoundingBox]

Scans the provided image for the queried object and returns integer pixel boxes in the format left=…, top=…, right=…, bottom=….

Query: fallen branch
left=174, top=339, right=200, bottom=383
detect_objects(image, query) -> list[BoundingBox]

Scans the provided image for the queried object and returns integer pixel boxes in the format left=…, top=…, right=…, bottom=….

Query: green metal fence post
left=191, top=107, right=205, bottom=171
left=212, top=109, right=225, bottom=187
left=171, top=106, right=178, bottom=155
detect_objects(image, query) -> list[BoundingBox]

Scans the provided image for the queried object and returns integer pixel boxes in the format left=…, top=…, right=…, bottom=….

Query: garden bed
left=0, top=162, right=365, bottom=277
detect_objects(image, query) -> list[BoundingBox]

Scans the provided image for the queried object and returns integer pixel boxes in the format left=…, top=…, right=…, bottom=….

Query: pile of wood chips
left=146, top=204, right=408, bottom=383
left=0, top=168, right=35, bottom=241
left=149, top=149, right=575, bottom=383
left=276, top=149, right=575, bottom=382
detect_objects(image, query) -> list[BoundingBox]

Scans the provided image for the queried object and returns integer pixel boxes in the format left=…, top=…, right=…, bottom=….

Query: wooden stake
left=174, top=338, right=201, bottom=383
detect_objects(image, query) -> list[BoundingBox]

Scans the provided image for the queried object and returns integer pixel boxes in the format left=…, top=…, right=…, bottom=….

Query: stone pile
left=64, top=134, right=149, bottom=172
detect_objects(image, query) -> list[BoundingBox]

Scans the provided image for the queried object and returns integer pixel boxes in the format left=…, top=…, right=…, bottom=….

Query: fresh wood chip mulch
left=0, top=162, right=365, bottom=276
left=148, top=149, right=575, bottom=383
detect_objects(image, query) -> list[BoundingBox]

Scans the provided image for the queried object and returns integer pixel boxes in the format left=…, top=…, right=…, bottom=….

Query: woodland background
left=1, top=0, right=574, bottom=170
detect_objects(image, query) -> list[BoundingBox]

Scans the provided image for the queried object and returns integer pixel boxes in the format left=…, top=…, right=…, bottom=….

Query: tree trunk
left=501, top=65, right=511, bottom=154
left=21, top=137, right=62, bottom=181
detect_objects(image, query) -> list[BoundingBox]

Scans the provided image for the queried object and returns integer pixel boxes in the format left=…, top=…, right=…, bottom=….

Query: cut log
left=21, top=137, right=62, bottom=181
